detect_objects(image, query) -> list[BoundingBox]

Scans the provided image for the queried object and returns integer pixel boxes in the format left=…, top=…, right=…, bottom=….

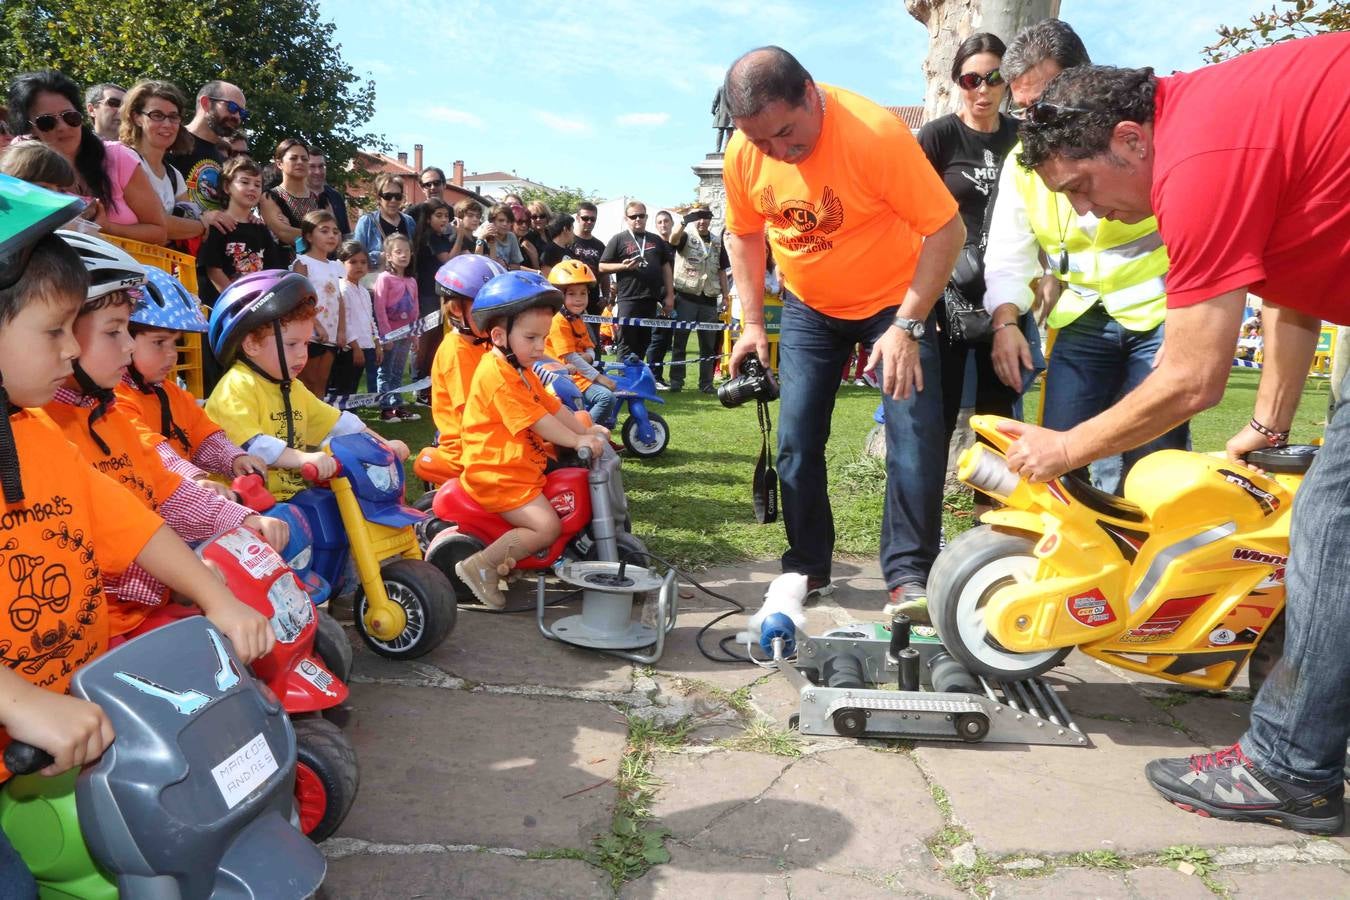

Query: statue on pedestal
left=711, top=86, right=734, bottom=154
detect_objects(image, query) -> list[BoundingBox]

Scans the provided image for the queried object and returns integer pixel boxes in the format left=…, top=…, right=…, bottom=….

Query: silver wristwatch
left=891, top=316, right=925, bottom=340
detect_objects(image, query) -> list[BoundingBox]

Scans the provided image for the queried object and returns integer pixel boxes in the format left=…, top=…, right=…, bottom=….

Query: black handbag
left=943, top=245, right=993, bottom=344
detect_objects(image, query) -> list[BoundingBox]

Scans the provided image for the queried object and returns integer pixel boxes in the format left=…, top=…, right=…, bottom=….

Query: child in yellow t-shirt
left=454, top=272, right=607, bottom=608
left=414, top=254, right=506, bottom=487
left=205, top=270, right=409, bottom=499
left=544, top=260, right=617, bottom=427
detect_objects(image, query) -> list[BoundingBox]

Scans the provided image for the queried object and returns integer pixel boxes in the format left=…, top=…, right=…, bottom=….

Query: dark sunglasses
left=30, top=109, right=84, bottom=132
left=142, top=110, right=182, bottom=124
left=380, top=192, right=404, bottom=201
left=1019, top=100, right=1093, bottom=126
left=577, top=215, right=596, bottom=223
left=209, top=97, right=250, bottom=121
left=531, top=213, right=549, bottom=221
left=421, top=178, right=445, bottom=189
left=627, top=213, right=647, bottom=220
left=957, top=69, right=1003, bottom=90
left=102, top=96, right=123, bottom=109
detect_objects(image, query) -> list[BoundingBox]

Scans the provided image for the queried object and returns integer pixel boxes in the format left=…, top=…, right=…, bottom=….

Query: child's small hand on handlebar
left=244, top=515, right=290, bottom=551
left=202, top=596, right=274, bottom=665
left=576, top=434, right=606, bottom=458
left=588, top=423, right=611, bottom=439
left=232, top=453, right=267, bottom=477
left=2, top=684, right=114, bottom=776
left=298, top=451, right=338, bottom=480
left=384, top=438, right=410, bottom=461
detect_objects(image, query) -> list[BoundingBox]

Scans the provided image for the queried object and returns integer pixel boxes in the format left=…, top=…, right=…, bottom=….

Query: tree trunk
left=906, top=0, right=1062, bottom=121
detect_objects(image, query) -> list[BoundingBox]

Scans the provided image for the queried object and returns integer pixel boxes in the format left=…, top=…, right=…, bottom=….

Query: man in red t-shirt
left=1002, top=33, right=1350, bottom=834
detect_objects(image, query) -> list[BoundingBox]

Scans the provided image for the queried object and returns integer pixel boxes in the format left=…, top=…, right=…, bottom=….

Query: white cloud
left=532, top=110, right=591, bottom=134
left=615, top=112, right=670, bottom=127
left=427, top=106, right=484, bottom=129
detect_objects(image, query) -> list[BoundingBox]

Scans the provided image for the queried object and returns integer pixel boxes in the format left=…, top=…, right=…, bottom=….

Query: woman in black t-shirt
left=916, top=32, right=1020, bottom=512
left=411, top=198, right=455, bottom=390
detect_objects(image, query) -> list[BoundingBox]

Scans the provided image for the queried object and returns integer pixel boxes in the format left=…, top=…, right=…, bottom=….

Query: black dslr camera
left=718, top=352, right=779, bottom=408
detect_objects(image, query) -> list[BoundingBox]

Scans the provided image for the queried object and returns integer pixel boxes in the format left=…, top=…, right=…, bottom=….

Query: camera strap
left=753, top=398, right=777, bottom=524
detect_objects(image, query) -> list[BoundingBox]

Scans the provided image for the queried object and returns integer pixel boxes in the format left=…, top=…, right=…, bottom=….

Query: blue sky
left=324, top=0, right=1272, bottom=207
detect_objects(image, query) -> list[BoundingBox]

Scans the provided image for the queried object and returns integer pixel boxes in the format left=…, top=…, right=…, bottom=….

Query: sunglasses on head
left=422, top=178, right=444, bottom=189
left=957, top=69, right=1003, bottom=90
left=1018, top=100, right=1093, bottom=126
left=577, top=215, right=596, bottom=223
left=380, top=192, right=404, bottom=201
left=209, top=97, right=250, bottom=121
left=30, top=109, right=84, bottom=132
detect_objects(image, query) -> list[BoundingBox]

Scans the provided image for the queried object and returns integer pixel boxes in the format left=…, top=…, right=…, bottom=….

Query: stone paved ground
left=318, top=560, right=1350, bottom=899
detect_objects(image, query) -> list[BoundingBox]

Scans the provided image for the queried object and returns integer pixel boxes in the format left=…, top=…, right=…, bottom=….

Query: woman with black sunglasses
left=6, top=69, right=167, bottom=245
left=915, top=33, right=1021, bottom=523
left=353, top=173, right=416, bottom=271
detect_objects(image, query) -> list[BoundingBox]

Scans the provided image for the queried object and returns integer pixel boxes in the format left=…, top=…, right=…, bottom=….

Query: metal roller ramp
left=775, top=623, right=1090, bottom=748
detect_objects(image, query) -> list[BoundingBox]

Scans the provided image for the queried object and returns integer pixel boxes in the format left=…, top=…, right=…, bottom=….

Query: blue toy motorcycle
left=535, top=355, right=669, bottom=457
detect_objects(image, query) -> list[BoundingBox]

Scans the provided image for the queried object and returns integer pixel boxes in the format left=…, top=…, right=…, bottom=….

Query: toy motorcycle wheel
left=621, top=413, right=669, bottom=458
left=353, top=559, right=457, bottom=659
left=928, top=526, right=1070, bottom=681
left=313, top=608, right=354, bottom=684
left=425, top=529, right=486, bottom=601
left=293, top=717, right=359, bottom=842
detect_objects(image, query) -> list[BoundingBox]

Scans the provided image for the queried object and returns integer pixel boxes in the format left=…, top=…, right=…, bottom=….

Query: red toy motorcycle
left=130, top=525, right=358, bottom=842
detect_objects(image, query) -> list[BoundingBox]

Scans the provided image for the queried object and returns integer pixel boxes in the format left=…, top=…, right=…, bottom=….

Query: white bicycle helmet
left=55, top=230, right=146, bottom=301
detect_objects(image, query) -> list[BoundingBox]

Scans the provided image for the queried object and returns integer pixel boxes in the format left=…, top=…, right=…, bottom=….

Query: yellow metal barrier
left=99, top=236, right=205, bottom=398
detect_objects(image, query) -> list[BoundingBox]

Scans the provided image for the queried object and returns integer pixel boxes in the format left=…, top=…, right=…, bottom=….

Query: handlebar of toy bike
left=300, top=459, right=341, bottom=483
left=4, top=740, right=55, bottom=775
left=231, top=473, right=277, bottom=513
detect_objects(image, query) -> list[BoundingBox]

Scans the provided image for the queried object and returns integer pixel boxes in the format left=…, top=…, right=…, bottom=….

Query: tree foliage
left=512, top=185, right=603, bottom=216
left=0, top=0, right=384, bottom=182
left=1205, top=0, right=1349, bottom=62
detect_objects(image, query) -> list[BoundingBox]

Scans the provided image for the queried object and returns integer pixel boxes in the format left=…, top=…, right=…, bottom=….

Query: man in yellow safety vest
left=982, top=19, right=1188, bottom=496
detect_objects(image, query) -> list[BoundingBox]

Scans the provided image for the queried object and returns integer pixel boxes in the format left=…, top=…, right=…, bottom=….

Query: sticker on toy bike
left=114, top=671, right=211, bottom=715
left=1065, top=588, right=1116, bottom=627
left=215, top=527, right=284, bottom=580
left=294, top=658, right=338, bottom=697
left=266, top=571, right=314, bottom=644
left=1232, top=547, right=1288, bottom=587
left=1120, top=594, right=1209, bottom=643
left=211, top=732, right=280, bottom=810
left=1218, top=469, right=1281, bottom=515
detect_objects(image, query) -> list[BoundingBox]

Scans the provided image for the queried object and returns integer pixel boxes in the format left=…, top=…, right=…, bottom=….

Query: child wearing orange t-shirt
left=114, top=268, right=265, bottom=497
left=454, top=272, right=607, bottom=608
left=545, top=260, right=617, bottom=426
left=43, top=233, right=287, bottom=641
left=414, top=254, right=506, bottom=487
left=0, top=201, right=275, bottom=811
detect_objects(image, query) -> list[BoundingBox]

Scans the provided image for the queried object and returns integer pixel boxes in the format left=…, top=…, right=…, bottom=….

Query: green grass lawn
left=371, top=368, right=1332, bottom=570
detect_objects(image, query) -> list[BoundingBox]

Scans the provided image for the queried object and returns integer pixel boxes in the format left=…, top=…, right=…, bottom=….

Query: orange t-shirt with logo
left=459, top=350, right=563, bottom=513
left=115, top=378, right=226, bottom=462
left=44, top=399, right=183, bottom=634
left=0, top=410, right=162, bottom=779
left=545, top=313, right=597, bottom=391
left=429, top=332, right=490, bottom=479
left=723, top=84, right=959, bottom=320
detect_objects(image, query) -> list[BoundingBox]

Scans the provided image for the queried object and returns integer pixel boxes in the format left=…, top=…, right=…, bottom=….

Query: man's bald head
left=723, top=46, right=814, bottom=119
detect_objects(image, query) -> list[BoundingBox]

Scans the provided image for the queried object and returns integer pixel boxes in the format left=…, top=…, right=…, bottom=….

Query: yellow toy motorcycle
left=929, top=415, right=1317, bottom=690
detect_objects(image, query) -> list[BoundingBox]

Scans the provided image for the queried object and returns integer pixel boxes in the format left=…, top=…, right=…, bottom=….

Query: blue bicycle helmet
left=207, top=270, right=316, bottom=368
left=470, top=271, right=563, bottom=333
left=132, top=267, right=208, bottom=333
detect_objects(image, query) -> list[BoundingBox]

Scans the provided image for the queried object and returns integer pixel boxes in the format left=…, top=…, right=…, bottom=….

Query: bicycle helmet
left=0, top=176, right=88, bottom=505
left=471, top=271, right=563, bottom=368
left=56, top=230, right=146, bottom=301
left=546, top=259, right=596, bottom=287
left=207, top=270, right=317, bottom=368
left=436, top=255, right=506, bottom=338
left=0, top=174, right=88, bottom=291
left=131, top=267, right=209, bottom=333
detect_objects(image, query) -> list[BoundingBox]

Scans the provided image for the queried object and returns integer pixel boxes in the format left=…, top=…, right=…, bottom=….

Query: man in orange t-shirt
left=722, top=46, right=964, bottom=610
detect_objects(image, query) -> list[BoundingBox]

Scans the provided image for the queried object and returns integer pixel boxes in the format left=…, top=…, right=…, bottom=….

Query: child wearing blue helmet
left=115, top=267, right=266, bottom=494
left=454, top=271, right=609, bottom=608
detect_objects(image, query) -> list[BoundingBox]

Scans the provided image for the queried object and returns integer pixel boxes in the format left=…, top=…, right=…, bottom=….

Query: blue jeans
left=583, top=382, right=617, bottom=428
left=777, top=291, right=944, bottom=589
left=377, top=337, right=412, bottom=410
left=0, top=828, right=37, bottom=899
left=1041, top=307, right=1189, bottom=494
left=1242, top=375, right=1350, bottom=787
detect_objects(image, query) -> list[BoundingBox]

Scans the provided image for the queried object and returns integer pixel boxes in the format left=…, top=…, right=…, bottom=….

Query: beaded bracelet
left=1249, top=417, right=1290, bottom=446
